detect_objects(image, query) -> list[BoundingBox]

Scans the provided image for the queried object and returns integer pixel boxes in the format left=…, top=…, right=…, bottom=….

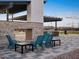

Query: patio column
left=27, top=0, right=43, bottom=22
left=27, top=0, right=44, bottom=39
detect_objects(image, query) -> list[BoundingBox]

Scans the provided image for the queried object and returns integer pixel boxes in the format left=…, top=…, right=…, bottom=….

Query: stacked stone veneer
left=0, top=21, right=43, bottom=44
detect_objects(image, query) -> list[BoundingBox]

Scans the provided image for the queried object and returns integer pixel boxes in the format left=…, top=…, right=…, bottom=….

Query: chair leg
left=45, top=43, right=50, bottom=48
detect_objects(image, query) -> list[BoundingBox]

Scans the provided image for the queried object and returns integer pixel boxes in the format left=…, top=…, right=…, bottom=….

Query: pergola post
left=6, top=9, right=9, bottom=21
left=55, top=21, right=57, bottom=30
left=12, top=13, right=13, bottom=21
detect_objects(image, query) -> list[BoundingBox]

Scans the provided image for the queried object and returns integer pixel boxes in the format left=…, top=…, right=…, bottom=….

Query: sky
left=44, top=0, right=79, bottom=27
left=0, top=0, right=79, bottom=27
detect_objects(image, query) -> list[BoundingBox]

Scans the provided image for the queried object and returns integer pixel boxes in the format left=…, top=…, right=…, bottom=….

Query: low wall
left=0, top=21, right=43, bottom=42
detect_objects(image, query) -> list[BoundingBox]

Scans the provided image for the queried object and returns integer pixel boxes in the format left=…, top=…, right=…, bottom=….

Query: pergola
left=0, top=0, right=30, bottom=21
left=0, top=0, right=46, bottom=13
left=44, top=16, right=62, bottom=30
left=8, top=15, right=62, bottom=30
left=0, top=0, right=62, bottom=30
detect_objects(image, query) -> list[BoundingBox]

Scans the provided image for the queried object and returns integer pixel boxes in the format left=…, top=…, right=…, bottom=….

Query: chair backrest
left=8, top=33, right=15, bottom=40
left=6, top=34, right=17, bottom=49
left=48, top=34, right=53, bottom=41
left=35, top=35, right=44, bottom=45
left=6, top=35, right=16, bottom=45
left=43, top=32, right=54, bottom=43
left=43, top=32, right=50, bottom=42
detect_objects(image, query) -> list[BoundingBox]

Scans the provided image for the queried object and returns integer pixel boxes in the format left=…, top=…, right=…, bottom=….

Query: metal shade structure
left=10, top=15, right=62, bottom=30
left=0, top=1, right=30, bottom=14
left=8, top=15, right=62, bottom=22
left=0, top=0, right=46, bottom=14
left=44, top=16, right=62, bottom=30
left=44, top=16, right=62, bottom=22
left=0, top=0, right=46, bottom=21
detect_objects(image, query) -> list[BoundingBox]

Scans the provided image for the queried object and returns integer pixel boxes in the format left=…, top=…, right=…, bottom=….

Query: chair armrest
left=16, top=40, right=25, bottom=43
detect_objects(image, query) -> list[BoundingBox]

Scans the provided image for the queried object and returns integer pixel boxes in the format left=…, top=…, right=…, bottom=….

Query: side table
left=15, top=43, right=34, bottom=54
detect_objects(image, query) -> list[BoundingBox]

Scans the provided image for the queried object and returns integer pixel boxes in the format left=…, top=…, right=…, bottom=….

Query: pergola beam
left=55, top=21, right=57, bottom=30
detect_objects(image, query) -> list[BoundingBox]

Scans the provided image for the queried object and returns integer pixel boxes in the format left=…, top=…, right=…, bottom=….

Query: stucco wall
left=27, top=0, right=43, bottom=23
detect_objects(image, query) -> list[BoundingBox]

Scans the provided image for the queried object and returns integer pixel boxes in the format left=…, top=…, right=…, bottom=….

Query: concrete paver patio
left=0, top=34, right=79, bottom=59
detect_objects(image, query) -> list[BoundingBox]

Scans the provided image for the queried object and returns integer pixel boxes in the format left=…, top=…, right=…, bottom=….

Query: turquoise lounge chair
left=31, top=35, right=44, bottom=49
left=43, top=32, right=53, bottom=48
left=48, top=34, right=53, bottom=46
left=6, top=34, right=17, bottom=49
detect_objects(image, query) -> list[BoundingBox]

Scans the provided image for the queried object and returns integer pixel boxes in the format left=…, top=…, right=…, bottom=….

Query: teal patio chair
left=48, top=34, right=53, bottom=46
left=43, top=32, right=53, bottom=48
left=6, top=34, right=17, bottom=49
left=6, top=32, right=21, bottom=49
left=31, top=35, right=44, bottom=49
